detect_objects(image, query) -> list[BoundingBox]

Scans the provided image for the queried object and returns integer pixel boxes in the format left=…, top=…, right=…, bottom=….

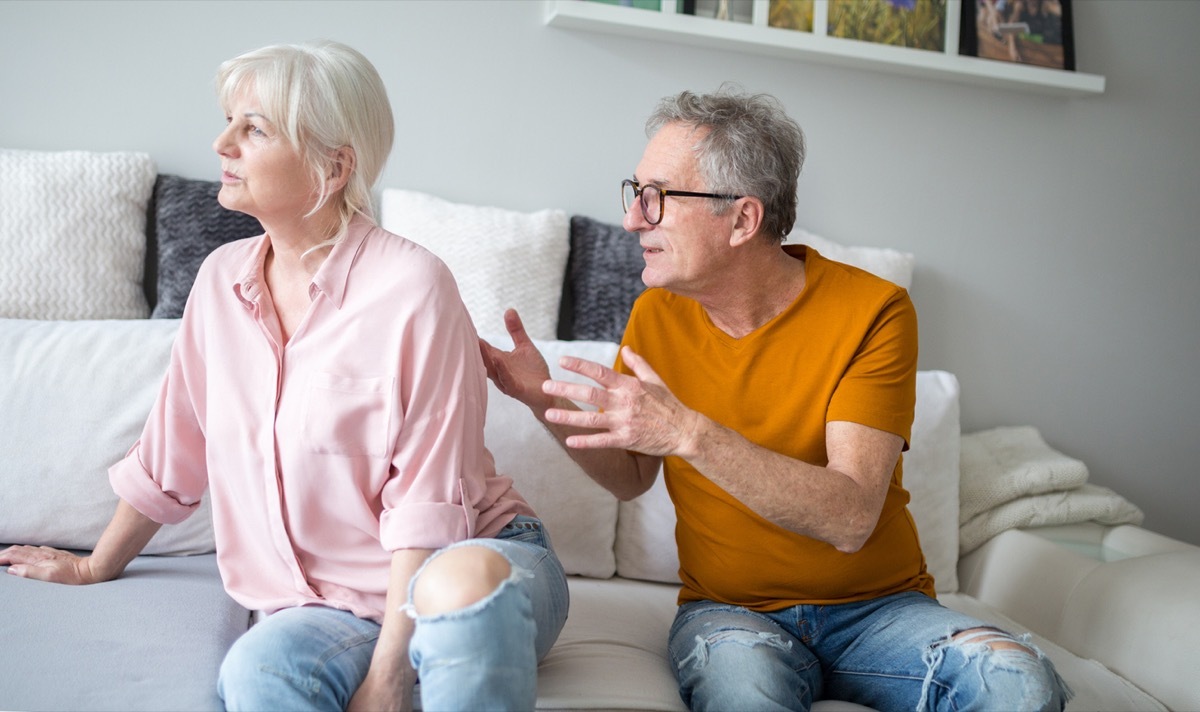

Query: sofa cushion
left=558, top=215, right=646, bottom=342
left=0, top=318, right=215, bottom=555
left=380, top=189, right=569, bottom=340
left=150, top=174, right=263, bottom=318
left=481, top=335, right=621, bottom=578
left=0, top=148, right=156, bottom=319
left=615, top=370, right=962, bottom=593
left=0, top=553, right=248, bottom=711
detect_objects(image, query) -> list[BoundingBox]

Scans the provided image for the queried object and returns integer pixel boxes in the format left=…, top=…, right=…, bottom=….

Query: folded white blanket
left=958, top=426, right=1144, bottom=555
left=960, top=425, right=1090, bottom=522
left=960, top=483, right=1144, bottom=555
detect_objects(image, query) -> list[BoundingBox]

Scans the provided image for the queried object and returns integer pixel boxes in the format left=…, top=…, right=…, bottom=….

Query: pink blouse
left=110, top=215, right=533, bottom=621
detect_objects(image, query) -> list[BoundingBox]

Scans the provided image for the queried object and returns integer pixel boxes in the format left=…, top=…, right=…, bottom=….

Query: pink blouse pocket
left=304, top=373, right=393, bottom=458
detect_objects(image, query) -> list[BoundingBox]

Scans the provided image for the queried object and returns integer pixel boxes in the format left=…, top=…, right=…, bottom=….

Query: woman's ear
left=328, top=146, right=356, bottom=192
left=729, top=196, right=766, bottom=247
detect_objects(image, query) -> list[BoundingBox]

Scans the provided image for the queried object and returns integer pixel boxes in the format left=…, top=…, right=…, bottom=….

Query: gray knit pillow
left=557, top=215, right=645, bottom=343
left=151, top=175, right=262, bottom=318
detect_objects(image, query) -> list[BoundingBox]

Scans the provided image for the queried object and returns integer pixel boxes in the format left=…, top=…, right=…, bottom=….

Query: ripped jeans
left=668, top=592, right=1072, bottom=712
left=218, top=516, right=568, bottom=711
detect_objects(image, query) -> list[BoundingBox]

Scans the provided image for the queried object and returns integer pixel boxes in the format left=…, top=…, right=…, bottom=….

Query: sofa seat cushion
left=0, top=553, right=248, bottom=711
left=543, top=577, right=873, bottom=711
left=544, top=577, right=1163, bottom=711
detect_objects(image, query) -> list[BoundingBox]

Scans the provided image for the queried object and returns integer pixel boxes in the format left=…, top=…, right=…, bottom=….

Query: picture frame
left=825, top=0, right=948, bottom=53
left=959, top=0, right=1075, bottom=71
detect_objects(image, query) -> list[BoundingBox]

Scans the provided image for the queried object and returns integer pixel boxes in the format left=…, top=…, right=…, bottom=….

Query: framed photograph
left=680, top=0, right=754, bottom=23
left=826, top=0, right=948, bottom=53
left=768, top=0, right=815, bottom=32
left=960, top=0, right=1075, bottom=70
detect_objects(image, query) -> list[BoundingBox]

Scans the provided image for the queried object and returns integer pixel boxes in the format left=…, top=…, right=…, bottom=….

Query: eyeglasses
left=621, top=179, right=742, bottom=226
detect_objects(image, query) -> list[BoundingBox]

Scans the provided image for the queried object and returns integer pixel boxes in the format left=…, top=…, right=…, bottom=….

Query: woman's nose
left=213, top=124, right=235, bottom=157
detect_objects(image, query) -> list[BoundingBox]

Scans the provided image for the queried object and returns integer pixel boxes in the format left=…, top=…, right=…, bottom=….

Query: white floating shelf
left=545, top=0, right=1105, bottom=97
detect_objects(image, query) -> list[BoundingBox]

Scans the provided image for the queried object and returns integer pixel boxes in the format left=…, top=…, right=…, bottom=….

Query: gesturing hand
left=1, top=545, right=97, bottom=585
left=542, top=345, right=704, bottom=459
left=479, top=309, right=555, bottom=412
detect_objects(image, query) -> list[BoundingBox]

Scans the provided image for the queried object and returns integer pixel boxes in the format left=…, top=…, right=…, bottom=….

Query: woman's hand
left=0, top=545, right=98, bottom=585
left=479, top=309, right=554, bottom=412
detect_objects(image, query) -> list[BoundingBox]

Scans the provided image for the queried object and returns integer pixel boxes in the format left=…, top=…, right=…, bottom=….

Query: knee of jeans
left=406, top=543, right=520, bottom=618
left=919, top=626, right=1073, bottom=711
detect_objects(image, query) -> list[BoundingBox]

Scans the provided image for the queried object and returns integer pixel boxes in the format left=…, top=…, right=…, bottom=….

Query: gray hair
left=646, top=88, right=805, bottom=242
left=216, top=41, right=394, bottom=240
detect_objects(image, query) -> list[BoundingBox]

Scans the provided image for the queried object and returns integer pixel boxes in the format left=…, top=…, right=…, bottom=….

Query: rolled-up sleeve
left=109, top=309, right=209, bottom=524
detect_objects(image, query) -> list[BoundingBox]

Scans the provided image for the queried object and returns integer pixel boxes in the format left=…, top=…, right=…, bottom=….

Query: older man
left=482, top=88, right=1069, bottom=711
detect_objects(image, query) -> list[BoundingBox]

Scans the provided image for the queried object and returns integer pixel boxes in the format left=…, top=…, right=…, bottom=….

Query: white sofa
left=2, top=150, right=1198, bottom=711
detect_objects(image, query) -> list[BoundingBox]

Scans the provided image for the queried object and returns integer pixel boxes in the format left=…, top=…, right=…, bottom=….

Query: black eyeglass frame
left=621, top=179, right=743, bottom=226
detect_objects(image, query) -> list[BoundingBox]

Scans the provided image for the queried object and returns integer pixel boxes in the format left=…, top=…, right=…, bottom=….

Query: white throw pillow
left=0, top=318, right=214, bottom=555
left=0, top=149, right=155, bottom=319
left=615, top=370, right=962, bottom=593
left=904, top=370, right=962, bottom=593
left=793, top=228, right=915, bottom=290
left=380, top=190, right=569, bottom=341
left=480, top=334, right=621, bottom=578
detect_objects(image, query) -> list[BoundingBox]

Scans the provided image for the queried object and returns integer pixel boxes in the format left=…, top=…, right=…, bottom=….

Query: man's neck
left=700, top=245, right=807, bottom=339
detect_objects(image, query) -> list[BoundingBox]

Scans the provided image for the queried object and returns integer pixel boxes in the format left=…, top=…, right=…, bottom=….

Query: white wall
left=3, top=0, right=1197, bottom=545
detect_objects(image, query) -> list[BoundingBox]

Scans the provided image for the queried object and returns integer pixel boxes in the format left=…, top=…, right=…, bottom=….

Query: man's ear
left=729, top=196, right=766, bottom=247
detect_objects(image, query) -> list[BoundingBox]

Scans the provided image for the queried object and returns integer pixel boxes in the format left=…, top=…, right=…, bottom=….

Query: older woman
left=0, top=41, right=567, bottom=711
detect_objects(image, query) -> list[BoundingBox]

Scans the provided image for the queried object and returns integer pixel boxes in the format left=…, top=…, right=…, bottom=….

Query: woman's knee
left=411, top=544, right=512, bottom=616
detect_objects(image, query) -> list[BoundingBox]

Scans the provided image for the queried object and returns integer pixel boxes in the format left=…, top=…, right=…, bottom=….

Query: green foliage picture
left=828, top=0, right=947, bottom=51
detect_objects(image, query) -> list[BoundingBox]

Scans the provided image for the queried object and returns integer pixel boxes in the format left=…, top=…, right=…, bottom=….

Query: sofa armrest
left=1057, top=545, right=1200, bottom=711
left=957, top=528, right=1101, bottom=640
left=958, top=526, right=1200, bottom=711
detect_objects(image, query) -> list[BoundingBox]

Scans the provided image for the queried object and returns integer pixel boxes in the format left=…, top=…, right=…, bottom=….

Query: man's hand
left=543, top=345, right=705, bottom=459
left=1, top=545, right=98, bottom=585
left=480, top=309, right=554, bottom=412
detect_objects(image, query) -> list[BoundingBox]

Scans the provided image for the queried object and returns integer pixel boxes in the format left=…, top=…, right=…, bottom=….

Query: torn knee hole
left=952, top=627, right=1036, bottom=655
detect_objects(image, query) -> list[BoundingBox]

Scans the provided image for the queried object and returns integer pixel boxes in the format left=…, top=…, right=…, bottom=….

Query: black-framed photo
left=959, top=0, right=1075, bottom=71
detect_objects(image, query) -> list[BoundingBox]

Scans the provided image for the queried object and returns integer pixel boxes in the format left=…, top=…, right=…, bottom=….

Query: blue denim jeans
left=668, top=591, right=1072, bottom=712
left=217, top=515, right=568, bottom=711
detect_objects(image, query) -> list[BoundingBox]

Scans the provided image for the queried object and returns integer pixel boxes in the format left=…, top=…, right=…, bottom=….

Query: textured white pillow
left=0, top=318, right=214, bottom=555
left=793, top=228, right=915, bottom=290
left=615, top=370, right=962, bottom=593
left=903, top=370, right=962, bottom=593
left=380, top=190, right=569, bottom=340
left=0, top=149, right=156, bottom=319
left=480, top=334, right=621, bottom=578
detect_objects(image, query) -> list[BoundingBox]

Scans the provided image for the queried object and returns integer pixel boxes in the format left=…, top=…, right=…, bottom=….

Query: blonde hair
left=216, top=41, right=394, bottom=241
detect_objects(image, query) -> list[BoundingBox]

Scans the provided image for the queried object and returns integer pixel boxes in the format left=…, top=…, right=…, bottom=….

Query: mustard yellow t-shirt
left=617, top=246, right=934, bottom=611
